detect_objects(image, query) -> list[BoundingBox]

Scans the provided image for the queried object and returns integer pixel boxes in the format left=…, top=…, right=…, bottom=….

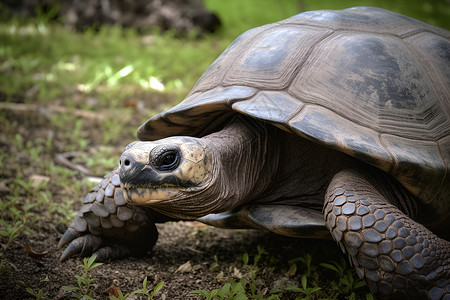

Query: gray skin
left=59, top=6, right=450, bottom=299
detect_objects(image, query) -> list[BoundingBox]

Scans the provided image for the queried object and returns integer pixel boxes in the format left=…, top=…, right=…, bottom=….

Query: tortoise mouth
left=121, top=185, right=181, bottom=205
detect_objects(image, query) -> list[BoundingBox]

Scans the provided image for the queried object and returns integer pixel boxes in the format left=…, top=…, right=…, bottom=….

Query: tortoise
left=59, top=6, right=450, bottom=298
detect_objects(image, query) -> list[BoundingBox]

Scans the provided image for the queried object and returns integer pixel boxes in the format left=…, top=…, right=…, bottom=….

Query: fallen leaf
left=122, top=100, right=138, bottom=109
left=30, top=174, right=50, bottom=188
left=215, top=271, right=225, bottom=282
left=0, top=180, right=10, bottom=193
left=22, top=243, right=51, bottom=259
left=14, top=204, right=25, bottom=212
left=175, top=261, right=192, bottom=273
left=232, top=267, right=243, bottom=279
left=104, top=286, right=121, bottom=298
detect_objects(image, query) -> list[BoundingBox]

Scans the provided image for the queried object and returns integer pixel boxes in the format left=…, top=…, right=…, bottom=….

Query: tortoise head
left=119, top=137, right=214, bottom=218
left=119, top=117, right=281, bottom=219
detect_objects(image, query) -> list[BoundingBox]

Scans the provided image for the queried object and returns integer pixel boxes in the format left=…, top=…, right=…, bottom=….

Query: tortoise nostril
left=119, top=153, right=135, bottom=169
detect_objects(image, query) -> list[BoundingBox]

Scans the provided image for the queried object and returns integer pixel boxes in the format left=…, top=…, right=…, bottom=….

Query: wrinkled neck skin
left=178, top=116, right=353, bottom=217
left=201, top=116, right=280, bottom=214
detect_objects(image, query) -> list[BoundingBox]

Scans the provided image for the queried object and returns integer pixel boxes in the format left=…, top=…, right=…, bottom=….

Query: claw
left=60, top=236, right=84, bottom=261
left=59, top=234, right=103, bottom=261
left=58, top=227, right=81, bottom=249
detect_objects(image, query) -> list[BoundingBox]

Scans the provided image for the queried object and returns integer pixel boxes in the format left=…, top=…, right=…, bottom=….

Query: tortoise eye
left=160, top=152, right=178, bottom=169
left=151, top=147, right=180, bottom=171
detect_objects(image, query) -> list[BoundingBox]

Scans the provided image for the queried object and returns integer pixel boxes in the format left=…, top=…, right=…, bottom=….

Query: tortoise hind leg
left=324, top=169, right=449, bottom=299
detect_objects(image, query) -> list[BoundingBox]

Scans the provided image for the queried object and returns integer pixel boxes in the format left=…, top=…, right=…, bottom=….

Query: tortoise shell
left=137, top=7, right=450, bottom=225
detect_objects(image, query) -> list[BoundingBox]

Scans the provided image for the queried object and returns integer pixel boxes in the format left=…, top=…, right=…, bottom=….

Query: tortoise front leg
left=58, top=167, right=165, bottom=262
left=324, top=169, right=449, bottom=299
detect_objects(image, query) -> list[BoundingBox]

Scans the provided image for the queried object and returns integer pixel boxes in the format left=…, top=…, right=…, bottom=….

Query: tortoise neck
left=199, top=116, right=355, bottom=213
left=200, top=116, right=279, bottom=213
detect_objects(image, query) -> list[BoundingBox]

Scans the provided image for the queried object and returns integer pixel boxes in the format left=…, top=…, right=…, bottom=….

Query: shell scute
left=405, top=33, right=450, bottom=101
left=222, top=25, right=331, bottom=89
left=289, top=32, right=448, bottom=140
left=137, top=86, right=256, bottom=140
left=232, top=91, right=303, bottom=128
left=288, top=105, right=393, bottom=172
left=192, top=25, right=271, bottom=93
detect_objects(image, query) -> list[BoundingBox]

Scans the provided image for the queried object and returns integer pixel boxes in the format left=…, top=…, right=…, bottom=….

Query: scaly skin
left=58, top=168, right=163, bottom=261
left=324, top=169, right=450, bottom=299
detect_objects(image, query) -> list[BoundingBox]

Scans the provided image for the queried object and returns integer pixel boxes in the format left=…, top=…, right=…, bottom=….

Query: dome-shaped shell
left=137, top=7, right=450, bottom=222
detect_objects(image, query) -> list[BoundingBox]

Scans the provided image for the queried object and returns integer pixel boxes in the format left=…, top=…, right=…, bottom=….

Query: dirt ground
left=0, top=214, right=348, bottom=299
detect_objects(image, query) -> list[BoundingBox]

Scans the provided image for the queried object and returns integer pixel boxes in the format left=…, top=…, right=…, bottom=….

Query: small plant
left=193, top=245, right=285, bottom=300
left=0, top=188, right=37, bottom=254
left=191, top=279, right=248, bottom=300
left=109, top=276, right=164, bottom=300
left=242, top=245, right=268, bottom=269
left=82, top=145, right=120, bottom=174
left=0, top=204, right=26, bottom=275
left=62, top=254, right=103, bottom=300
left=192, top=277, right=285, bottom=300
left=25, top=276, right=50, bottom=299
left=0, top=218, right=25, bottom=252
left=270, top=276, right=322, bottom=300
left=320, top=258, right=369, bottom=299
left=288, top=251, right=318, bottom=281
left=25, top=287, right=46, bottom=300
left=283, top=275, right=321, bottom=300
left=209, top=255, right=220, bottom=271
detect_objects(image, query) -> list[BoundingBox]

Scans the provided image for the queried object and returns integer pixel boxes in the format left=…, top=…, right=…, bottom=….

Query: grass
left=191, top=245, right=372, bottom=299
left=109, top=277, right=165, bottom=300
left=24, top=253, right=165, bottom=299
left=0, top=0, right=448, bottom=298
left=59, top=254, right=164, bottom=300
left=61, top=255, right=104, bottom=300
left=0, top=18, right=224, bottom=108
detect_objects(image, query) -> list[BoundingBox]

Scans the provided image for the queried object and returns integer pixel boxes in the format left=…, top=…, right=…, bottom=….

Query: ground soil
left=0, top=216, right=346, bottom=299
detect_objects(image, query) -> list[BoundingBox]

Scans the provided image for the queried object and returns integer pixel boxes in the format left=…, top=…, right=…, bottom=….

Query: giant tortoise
left=59, top=7, right=450, bottom=299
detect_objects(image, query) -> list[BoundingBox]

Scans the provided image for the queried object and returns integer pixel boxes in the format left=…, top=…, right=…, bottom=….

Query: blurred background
left=0, top=1, right=449, bottom=299
left=205, top=0, right=450, bottom=36
left=1, top=0, right=449, bottom=115
left=1, top=0, right=449, bottom=113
